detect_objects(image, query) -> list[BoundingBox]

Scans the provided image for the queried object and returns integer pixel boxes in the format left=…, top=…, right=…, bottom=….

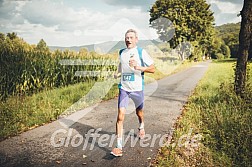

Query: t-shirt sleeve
left=142, top=49, right=154, bottom=66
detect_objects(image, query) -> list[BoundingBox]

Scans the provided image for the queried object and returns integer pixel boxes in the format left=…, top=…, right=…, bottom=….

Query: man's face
left=125, top=32, right=138, bottom=49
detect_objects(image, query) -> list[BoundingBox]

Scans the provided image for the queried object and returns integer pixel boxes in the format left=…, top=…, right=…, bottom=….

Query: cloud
left=0, top=0, right=16, bottom=20
left=215, top=13, right=241, bottom=26
left=102, top=0, right=156, bottom=11
left=0, top=0, right=156, bottom=46
left=207, top=0, right=243, bottom=25
left=210, top=3, right=222, bottom=14
left=0, top=0, right=116, bottom=45
left=0, top=0, right=28, bottom=34
left=207, top=0, right=242, bottom=5
left=21, top=1, right=81, bottom=27
left=1, top=0, right=111, bottom=32
left=208, top=0, right=242, bottom=14
left=219, top=0, right=242, bottom=4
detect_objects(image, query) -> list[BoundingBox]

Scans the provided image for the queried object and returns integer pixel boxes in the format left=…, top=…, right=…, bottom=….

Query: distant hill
left=215, top=22, right=240, bottom=58
left=49, top=39, right=161, bottom=53
left=215, top=22, right=240, bottom=38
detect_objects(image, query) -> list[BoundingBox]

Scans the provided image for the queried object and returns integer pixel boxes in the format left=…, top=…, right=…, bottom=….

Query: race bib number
left=122, top=73, right=135, bottom=81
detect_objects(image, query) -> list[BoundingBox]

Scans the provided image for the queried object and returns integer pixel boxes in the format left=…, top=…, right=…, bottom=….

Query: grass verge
left=151, top=60, right=252, bottom=167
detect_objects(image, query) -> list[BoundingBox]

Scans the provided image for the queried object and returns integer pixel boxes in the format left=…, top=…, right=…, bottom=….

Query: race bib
left=122, top=73, right=135, bottom=81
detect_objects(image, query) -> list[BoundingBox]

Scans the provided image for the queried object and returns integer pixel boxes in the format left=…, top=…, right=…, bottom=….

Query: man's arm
left=134, top=64, right=155, bottom=73
left=114, top=63, right=122, bottom=79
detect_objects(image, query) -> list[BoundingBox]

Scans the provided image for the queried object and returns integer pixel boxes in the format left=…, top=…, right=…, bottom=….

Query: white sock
left=117, top=137, right=123, bottom=149
left=139, top=122, right=144, bottom=129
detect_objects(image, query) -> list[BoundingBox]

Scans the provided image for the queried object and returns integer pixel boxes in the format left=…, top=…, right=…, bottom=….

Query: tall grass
left=153, top=60, right=252, bottom=167
left=0, top=35, right=118, bottom=100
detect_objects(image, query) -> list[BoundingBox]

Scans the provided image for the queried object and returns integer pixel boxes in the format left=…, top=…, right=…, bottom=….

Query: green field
left=153, top=60, right=252, bottom=167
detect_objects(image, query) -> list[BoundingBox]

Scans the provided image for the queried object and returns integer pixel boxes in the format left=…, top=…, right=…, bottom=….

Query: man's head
left=125, top=29, right=138, bottom=49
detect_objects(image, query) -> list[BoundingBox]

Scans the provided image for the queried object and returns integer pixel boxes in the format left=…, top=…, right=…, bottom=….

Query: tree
left=149, top=0, right=215, bottom=60
left=36, top=39, right=49, bottom=53
left=215, top=23, right=240, bottom=58
left=234, top=0, right=252, bottom=96
left=208, top=36, right=231, bottom=59
left=0, top=32, right=5, bottom=41
left=7, top=32, right=17, bottom=40
left=249, top=39, right=252, bottom=60
left=220, top=43, right=231, bottom=59
left=79, top=48, right=89, bottom=57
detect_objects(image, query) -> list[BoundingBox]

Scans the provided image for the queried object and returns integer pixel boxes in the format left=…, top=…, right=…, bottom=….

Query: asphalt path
left=0, top=61, right=210, bottom=167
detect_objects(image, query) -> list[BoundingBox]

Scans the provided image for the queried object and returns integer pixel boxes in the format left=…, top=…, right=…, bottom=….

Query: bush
left=214, top=53, right=225, bottom=59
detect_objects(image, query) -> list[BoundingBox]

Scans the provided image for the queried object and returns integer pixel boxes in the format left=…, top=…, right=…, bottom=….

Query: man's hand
left=114, top=73, right=121, bottom=79
left=129, top=59, right=137, bottom=68
left=134, top=66, right=145, bottom=71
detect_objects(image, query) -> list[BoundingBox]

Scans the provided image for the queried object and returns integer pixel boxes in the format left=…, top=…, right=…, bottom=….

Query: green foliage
left=221, top=43, right=231, bottom=58
left=6, top=32, right=18, bottom=40
left=215, top=23, right=240, bottom=58
left=187, top=41, right=202, bottom=60
left=149, top=0, right=215, bottom=60
left=36, top=39, right=50, bottom=53
left=214, top=53, right=225, bottom=59
left=209, top=36, right=231, bottom=59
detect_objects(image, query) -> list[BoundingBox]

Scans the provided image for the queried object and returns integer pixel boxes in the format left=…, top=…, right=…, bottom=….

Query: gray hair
left=125, top=29, right=138, bottom=38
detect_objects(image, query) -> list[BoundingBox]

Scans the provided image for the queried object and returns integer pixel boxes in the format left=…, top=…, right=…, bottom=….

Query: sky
left=0, top=0, right=243, bottom=47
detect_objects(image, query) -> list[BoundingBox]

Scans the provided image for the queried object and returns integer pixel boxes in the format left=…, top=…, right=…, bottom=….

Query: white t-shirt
left=119, top=46, right=154, bottom=91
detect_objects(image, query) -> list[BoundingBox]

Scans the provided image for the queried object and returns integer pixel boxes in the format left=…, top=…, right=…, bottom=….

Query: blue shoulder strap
left=137, top=47, right=144, bottom=67
left=137, top=47, right=145, bottom=76
left=119, top=48, right=126, bottom=56
left=137, top=47, right=145, bottom=90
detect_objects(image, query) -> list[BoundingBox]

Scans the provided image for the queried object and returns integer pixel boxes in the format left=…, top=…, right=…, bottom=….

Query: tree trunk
left=249, top=39, right=252, bottom=60
left=234, top=0, right=252, bottom=96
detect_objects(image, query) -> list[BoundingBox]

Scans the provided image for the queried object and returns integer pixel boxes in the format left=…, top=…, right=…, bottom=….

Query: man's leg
left=132, top=90, right=145, bottom=139
left=136, top=108, right=145, bottom=139
left=131, top=90, right=144, bottom=125
left=136, top=108, right=144, bottom=125
left=111, top=108, right=125, bottom=157
left=116, top=107, right=126, bottom=144
left=111, top=89, right=129, bottom=156
left=116, top=89, right=129, bottom=140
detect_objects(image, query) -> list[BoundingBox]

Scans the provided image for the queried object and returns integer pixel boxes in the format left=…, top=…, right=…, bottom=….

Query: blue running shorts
left=118, top=88, right=144, bottom=110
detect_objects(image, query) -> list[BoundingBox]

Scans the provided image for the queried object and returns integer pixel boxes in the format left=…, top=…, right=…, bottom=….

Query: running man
left=111, top=29, right=155, bottom=157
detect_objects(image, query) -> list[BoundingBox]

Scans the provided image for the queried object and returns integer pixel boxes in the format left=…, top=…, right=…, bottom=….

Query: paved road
left=0, top=61, right=210, bottom=167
